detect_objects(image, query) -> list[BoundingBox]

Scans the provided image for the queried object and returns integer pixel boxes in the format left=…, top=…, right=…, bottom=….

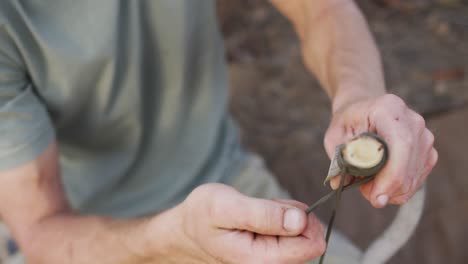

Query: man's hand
left=163, top=183, right=326, bottom=263
left=2, top=144, right=325, bottom=264
left=324, top=94, right=438, bottom=208
left=270, top=0, right=437, bottom=208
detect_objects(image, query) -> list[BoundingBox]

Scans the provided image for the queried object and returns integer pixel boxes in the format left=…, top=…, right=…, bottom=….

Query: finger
left=324, top=123, right=347, bottom=159
left=258, top=213, right=326, bottom=263
left=212, top=190, right=308, bottom=236
left=209, top=229, right=254, bottom=262
left=389, top=130, right=436, bottom=204
left=413, top=130, right=436, bottom=188
left=272, top=200, right=326, bottom=238
left=280, top=213, right=326, bottom=262
left=368, top=114, right=415, bottom=208
left=251, top=234, right=324, bottom=263
left=271, top=200, right=326, bottom=240
left=372, top=139, right=412, bottom=207
left=408, top=110, right=426, bottom=137
left=301, top=213, right=325, bottom=240
left=272, top=199, right=309, bottom=211
left=415, top=147, right=438, bottom=188
left=359, top=180, right=374, bottom=201
left=211, top=218, right=325, bottom=264
left=330, top=174, right=352, bottom=190
left=427, top=148, right=438, bottom=174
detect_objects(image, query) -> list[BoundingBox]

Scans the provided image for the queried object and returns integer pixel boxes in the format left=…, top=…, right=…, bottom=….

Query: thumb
left=323, top=124, right=348, bottom=189
left=324, top=124, right=346, bottom=159
left=214, top=190, right=307, bottom=236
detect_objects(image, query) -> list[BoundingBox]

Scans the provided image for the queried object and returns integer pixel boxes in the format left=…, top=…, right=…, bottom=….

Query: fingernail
left=376, top=194, right=389, bottom=207
left=330, top=178, right=339, bottom=189
left=330, top=176, right=348, bottom=190
left=283, top=208, right=303, bottom=232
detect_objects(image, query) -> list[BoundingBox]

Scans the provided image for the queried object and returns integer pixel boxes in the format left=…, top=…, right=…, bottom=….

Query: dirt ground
left=218, top=0, right=468, bottom=263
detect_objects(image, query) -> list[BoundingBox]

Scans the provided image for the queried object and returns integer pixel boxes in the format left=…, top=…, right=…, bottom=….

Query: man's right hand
left=0, top=143, right=324, bottom=263
left=157, top=183, right=326, bottom=263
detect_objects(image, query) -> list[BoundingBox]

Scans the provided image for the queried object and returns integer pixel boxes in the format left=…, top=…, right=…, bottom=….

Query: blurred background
left=217, top=0, right=468, bottom=263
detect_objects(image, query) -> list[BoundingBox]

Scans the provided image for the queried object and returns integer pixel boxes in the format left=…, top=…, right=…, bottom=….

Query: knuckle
left=185, top=186, right=209, bottom=215
left=208, top=197, right=224, bottom=221
left=432, top=149, right=439, bottom=165
left=426, top=130, right=435, bottom=146
left=412, top=113, right=426, bottom=130
left=316, top=218, right=325, bottom=235
left=323, top=132, right=339, bottom=156
left=244, top=203, right=283, bottom=233
left=299, top=239, right=327, bottom=261
left=392, top=194, right=411, bottom=205
left=186, top=185, right=205, bottom=202
left=324, top=133, right=333, bottom=149
left=402, top=181, right=413, bottom=195
left=381, top=94, right=406, bottom=108
left=189, top=183, right=221, bottom=201
left=390, top=176, right=406, bottom=191
left=315, top=239, right=327, bottom=257
left=287, top=241, right=324, bottom=263
left=263, top=206, right=284, bottom=232
left=183, top=185, right=228, bottom=236
left=189, top=184, right=234, bottom=221
left=239, top=214, right=257, bottom=232
left=370, top=102, right=386, bottom=118
left=301, top=246, right=323, bottom=262
left=391, top=180, right=414, bottom=204
left=428, top=149, right=438, bottom=168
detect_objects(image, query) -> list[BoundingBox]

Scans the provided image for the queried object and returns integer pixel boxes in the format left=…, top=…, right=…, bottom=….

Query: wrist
left=332, top=85, right=385, bottom=113
left=145, top=206, right=186, bottom=261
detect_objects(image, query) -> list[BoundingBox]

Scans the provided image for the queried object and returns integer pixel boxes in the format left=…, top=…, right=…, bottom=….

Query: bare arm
left=271, top=0, right=385, bottom=112
left=0, top=142, right=175, bottom=264
left=0, top=142, right=326, bottom=263
left=271, top=0, right=437, bottom=208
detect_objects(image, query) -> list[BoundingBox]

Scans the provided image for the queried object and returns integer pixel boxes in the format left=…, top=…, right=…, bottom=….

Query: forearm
left=0, top=143, right=178, bottom=264
left=21, top=212, right=167, bottom=264
left=305, top=0, right=386, bottom=110
left=274, top=0, right=386, bottom=111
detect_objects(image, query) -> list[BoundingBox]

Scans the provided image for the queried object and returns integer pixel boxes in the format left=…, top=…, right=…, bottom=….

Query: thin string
left=306, top=172, right=376, bottom=264
left=318, top=168, right=346, bottom=264
left=305, top=175, right=374, bottom=214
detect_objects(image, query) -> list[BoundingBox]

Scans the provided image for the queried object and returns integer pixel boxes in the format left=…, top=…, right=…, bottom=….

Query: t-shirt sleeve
left=0, top=27, right=55, bottom=170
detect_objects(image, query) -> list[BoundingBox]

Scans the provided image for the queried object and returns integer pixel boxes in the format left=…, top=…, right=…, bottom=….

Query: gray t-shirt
left=0, top=0, right=246, bottom=217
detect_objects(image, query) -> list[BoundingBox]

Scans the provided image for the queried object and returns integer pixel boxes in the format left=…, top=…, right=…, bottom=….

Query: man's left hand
left=324, top=94, right=438, bottom=208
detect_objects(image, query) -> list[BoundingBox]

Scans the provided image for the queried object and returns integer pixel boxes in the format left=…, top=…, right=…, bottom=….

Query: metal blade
left=324, top=146, right=341, bottom=185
